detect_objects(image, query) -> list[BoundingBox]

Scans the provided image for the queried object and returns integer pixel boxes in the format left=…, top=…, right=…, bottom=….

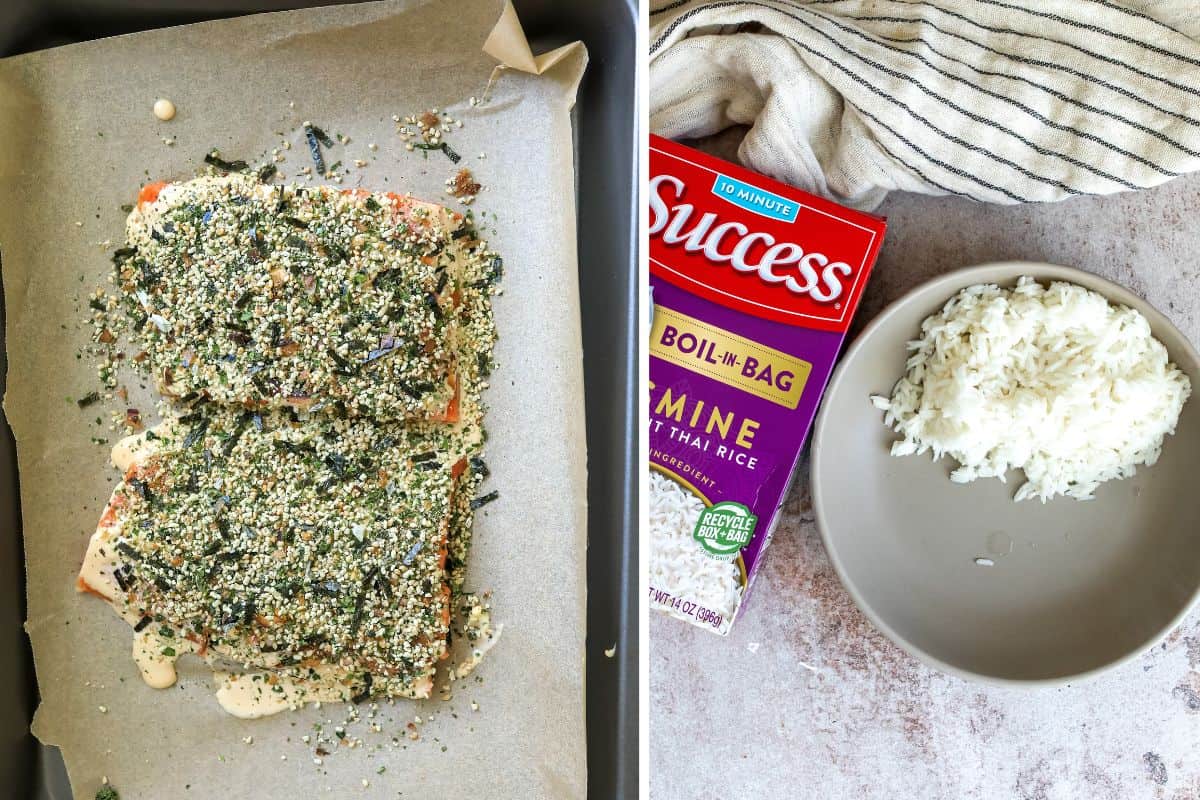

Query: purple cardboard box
left=648, top=135, right=887, bottom=634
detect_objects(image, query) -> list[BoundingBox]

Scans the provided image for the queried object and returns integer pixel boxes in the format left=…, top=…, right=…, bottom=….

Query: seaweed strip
left=182, top=417, right=209, bottom=449
left=470, top=256, right=504, bottom=289
left=303, top=125, right=327, bottom=175
left=204, top=152, right=250, bottom=173
left=222, top=413, right=252, bottom=456
left=112, top=566, right=132, bottom=593
left=328, top=347, right=357, bottom=376
left=110, top=246, right=137, bottom=265
left=349, top=592, right=367, bottom=635
left=273, top=439, right=316, bottom=456
left=395, top=381, right=423, bottom=399
left=413, top=142, right=461, bottom=163
left=424, top=292, right=442, bottom=320
left=324, top=453, right=349, bottom=478
left=307, top=125, right=335, bottom=148
left=349, top=571, right=375, bottom=637
left=351, top=672, right=374, bottom=704
left=128, top=476, right=154, bottom=504
left=470, top=490, right=499, bottom=510
left=363, top=341, right=401, bottom=364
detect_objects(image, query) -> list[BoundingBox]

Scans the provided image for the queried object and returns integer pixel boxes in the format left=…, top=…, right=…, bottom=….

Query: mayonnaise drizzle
left=215, top=668, right=355, bottom=719
left=448, top=603, right=502, bottom=682
left=132, top=628, right=194, bottom=689
left=110, top=421, right=175, bottom=472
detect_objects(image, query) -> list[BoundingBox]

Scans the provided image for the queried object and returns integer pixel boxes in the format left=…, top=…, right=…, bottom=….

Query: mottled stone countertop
left=650, top=135, right=1200, bottom=800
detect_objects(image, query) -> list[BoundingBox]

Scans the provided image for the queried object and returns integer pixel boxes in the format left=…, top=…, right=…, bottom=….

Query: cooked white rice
left=872, top=277, right=1192, bottom=502
left=648, top=470, right=743, bottom=623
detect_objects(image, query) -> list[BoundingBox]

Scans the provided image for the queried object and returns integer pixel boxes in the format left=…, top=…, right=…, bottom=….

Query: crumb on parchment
left=446, top=168, right=482, bottom=205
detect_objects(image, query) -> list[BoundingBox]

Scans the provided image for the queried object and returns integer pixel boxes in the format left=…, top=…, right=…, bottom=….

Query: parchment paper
left=0, top=2, right=588, bottom=797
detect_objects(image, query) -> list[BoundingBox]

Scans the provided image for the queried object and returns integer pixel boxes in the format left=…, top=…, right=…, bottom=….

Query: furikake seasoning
left=102, top=408, right=457, bottom=694
left=84, top=168, right=502, bottom=709
left=111, top=174, right=497, bottom=422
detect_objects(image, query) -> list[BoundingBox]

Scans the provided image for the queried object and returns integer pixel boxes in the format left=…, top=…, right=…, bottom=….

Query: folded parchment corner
left=483, top=0, right=587, bottom=82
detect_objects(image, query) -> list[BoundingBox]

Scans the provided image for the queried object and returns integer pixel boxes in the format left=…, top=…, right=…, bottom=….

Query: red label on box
left=649, top=135, right=885, bottom=332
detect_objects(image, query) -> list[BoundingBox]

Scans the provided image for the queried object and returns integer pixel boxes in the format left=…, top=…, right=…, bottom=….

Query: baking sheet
left=0, top=1, right=588, bottom=796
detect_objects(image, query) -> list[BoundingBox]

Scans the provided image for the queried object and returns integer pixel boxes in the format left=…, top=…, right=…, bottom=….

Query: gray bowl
left=811, top=262, right=1200, bottom=684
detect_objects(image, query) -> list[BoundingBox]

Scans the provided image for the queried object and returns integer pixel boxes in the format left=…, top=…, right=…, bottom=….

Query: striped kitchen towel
left=650, top=0, right=1200, bottom=210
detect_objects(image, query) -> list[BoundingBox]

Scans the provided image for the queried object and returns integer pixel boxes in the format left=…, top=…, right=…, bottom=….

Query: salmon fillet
left=79, top=408, right=455, bottom=704
left=117, top=174, right=496, bottom=422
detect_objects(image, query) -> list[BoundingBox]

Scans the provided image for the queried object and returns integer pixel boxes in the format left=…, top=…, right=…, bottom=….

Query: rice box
left=648, top=135, right=887, bottom=634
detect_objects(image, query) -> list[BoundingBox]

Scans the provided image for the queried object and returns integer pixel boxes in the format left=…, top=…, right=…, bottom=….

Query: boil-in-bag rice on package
left=648, top=135, right=887, bottom=634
